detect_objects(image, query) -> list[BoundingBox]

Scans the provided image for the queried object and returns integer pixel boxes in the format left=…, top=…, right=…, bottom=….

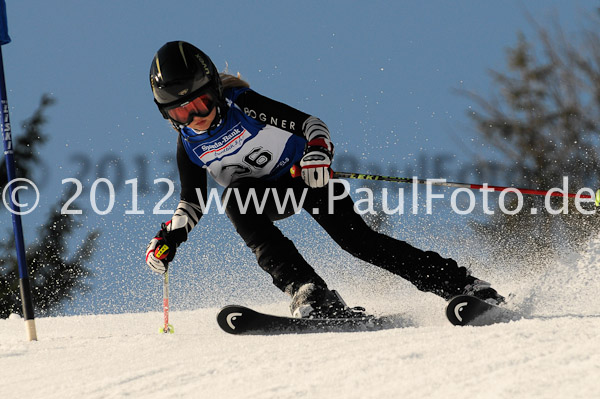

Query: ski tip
left=446, top=295, right=476, bottom=326
left=446, top=295, right=521, bottom=327
left=216, top=305, right=256, bottom=335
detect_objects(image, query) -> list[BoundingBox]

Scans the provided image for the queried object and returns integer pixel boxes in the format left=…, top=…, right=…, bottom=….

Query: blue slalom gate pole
left=1, top=0, right=37, bottom=341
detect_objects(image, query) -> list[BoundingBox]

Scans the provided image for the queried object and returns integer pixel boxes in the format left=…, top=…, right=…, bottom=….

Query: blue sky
left=1, top=0, right=595, bottom=314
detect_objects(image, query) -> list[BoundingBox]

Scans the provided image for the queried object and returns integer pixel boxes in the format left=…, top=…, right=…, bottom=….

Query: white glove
left=145, top=236, right=170, bottom=274
left=145, top=222, right=181, bottom=274
left=300, top=138, right=333, bottom=188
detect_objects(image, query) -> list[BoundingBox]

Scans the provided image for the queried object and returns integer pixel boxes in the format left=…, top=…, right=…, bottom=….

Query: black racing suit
left=171, top=87, right=472, bottom=300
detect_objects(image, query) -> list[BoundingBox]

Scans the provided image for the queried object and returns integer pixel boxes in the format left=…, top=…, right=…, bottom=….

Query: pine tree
left=0, top=95, right=99, bottom=318
left=465, top=19, right=600, bottom=264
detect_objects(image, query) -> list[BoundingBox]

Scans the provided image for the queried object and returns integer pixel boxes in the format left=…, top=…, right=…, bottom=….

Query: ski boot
left=290, top=283, right=368, bottom=319
left=463, top=277, right=505, bottom=306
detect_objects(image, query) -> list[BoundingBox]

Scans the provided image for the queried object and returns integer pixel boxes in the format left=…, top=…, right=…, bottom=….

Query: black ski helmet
left=150, top=41, right=223, bottom=123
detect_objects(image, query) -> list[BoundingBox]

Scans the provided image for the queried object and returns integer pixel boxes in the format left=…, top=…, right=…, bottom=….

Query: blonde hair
left=220, top=71, right=250, bottom=89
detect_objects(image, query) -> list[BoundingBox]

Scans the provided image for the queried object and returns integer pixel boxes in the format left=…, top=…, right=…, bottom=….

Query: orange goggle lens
left=166, top=94, right=215, bottom=125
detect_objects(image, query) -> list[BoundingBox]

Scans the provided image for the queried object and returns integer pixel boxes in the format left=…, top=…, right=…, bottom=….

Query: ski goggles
left=163, top=93, right=216, bottom=125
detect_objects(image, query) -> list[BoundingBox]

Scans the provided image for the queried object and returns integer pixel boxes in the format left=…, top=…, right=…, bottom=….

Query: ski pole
left=1, top=3, right=37, bottom=341
left=331, top=171, right=598, bottom=202
left=290, top=166, right=599, bottom=204
left=160, top=270, right=174, bottom=334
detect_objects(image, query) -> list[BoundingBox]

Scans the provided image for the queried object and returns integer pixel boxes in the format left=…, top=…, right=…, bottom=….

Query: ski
left=216, top=305, right=409, bottom=335
left=446, top=295, right=521, bottom=326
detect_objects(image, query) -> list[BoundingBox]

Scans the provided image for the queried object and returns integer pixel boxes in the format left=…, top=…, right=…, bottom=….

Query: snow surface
left=2, top=237, right=600, bottom=399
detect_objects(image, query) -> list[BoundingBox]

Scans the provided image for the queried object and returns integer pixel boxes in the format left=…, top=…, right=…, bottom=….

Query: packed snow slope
left=2, top=236, right=600, bottom=399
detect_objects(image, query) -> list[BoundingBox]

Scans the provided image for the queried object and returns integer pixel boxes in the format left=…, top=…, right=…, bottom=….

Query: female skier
left=145, top=41, right=504, bottom=318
